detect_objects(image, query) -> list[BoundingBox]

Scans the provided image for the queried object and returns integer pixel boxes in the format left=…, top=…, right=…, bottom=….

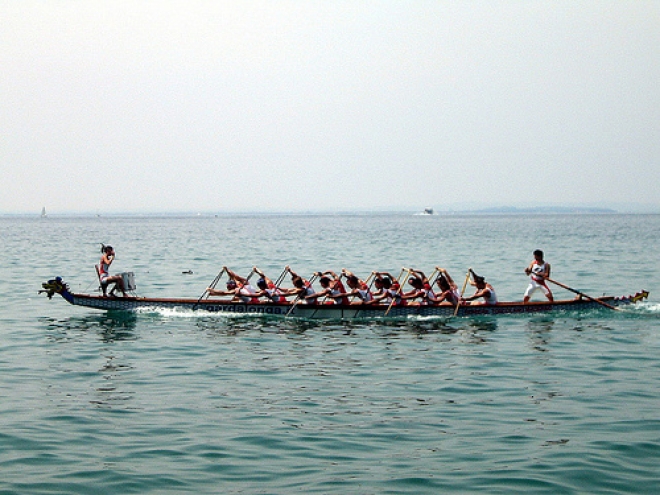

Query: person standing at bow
left=523, top=250, right=553, bottom=303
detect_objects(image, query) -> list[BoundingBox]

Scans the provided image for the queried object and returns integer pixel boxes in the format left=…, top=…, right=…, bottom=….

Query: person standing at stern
left=523, top=249, right=553, bottom=303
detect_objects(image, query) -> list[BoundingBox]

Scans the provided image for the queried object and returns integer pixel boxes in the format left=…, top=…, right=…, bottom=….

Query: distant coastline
left=4, top=204, right=660, bottom=217
left=453, top=206, right=617, bottom=215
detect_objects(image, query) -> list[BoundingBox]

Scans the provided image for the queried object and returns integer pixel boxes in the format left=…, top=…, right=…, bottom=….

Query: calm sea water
left=1, top=213, right=659, bottom=494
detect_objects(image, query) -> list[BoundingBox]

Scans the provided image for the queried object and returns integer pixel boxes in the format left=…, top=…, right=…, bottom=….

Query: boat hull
left=55, top=289, right=648, bottom=319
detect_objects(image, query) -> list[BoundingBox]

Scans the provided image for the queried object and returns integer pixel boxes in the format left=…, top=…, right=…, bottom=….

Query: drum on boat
left=120, top=272, right=136, bottom=291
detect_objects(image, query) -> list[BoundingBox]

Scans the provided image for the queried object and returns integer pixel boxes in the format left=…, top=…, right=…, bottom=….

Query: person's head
left=473, top=275, right=486, bottom=289
left=408, top=277, right=422, bottom=289
left=436, top=274, right=450, bottom=292
left=382, top=277, right=392, bottom=290
left=533, top=249, right=544, bottom=260
left=257, top=278, right=267, bottom=290
left=346, top=275, right=359, bottom=289
left=319, top=276, right=331, bottom=288
left=374, top=277, right=384, bottom=289
left=226, top=280, right=237, bottom=290
left=292, top=277, right=304, bottom=289
left=103, top=245, right=114, bottom=255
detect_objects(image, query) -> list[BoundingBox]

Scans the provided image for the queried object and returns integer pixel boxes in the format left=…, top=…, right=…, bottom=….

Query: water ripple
left=2, top=214, right=660, bottom=494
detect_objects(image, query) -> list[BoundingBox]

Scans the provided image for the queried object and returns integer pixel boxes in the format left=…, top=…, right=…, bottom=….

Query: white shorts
left=524, top=279, right=552, bottom=298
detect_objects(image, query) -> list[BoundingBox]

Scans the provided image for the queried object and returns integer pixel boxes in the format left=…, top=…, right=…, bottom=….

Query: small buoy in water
left=182, top=270, right=193, bottom=275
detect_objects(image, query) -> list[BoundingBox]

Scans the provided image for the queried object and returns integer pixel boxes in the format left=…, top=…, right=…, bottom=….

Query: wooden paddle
left=365, top=271, right=379, bottom=295
left=542, top=276, right=618, bottom=311
left=429, top=268, right=442, bottom=288
left=453, top=268, right=472, bottom=317
left=243, top=267, right=257, bottom=283
left=384, top=268, right=410, bottom=316
left=273, top=266, right=288, bottom=288
left=192, top=267, right=226, bottom=310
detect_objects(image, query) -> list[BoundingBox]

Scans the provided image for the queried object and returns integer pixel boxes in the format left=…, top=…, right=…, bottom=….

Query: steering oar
left=541, top=276, right=618, bottom=311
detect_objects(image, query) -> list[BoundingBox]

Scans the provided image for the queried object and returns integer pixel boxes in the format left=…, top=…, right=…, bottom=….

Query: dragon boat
left=40, top=277, right=648, bottom=319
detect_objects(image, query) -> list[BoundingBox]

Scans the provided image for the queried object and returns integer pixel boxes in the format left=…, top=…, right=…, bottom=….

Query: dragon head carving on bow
left=40, top=277, right=68, bottom=299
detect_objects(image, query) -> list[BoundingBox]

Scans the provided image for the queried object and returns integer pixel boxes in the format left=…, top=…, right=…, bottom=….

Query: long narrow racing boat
left=40, top=277, right=648, bottom=319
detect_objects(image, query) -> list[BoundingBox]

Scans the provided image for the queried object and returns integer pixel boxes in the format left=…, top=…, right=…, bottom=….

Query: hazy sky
left=2, top=1, right=659, bottom=213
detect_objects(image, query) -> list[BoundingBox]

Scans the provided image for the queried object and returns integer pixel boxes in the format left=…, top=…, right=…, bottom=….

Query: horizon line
left=5, top=205, right=660, bottom=217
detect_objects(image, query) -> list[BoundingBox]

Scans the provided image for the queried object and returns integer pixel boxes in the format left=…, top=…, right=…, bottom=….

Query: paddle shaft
left=274, top=267, right=288, bottom=288
left=363, top=272, right=379, bottom=296
left=542, top=276, right=618, bottom=311
left=429, top=269, right=442, bottom=288
left=453, top=268, right=472, bottom=317
left=385, top=268, right=410, bottom=316
left=193, top=267, right=226, bottom=310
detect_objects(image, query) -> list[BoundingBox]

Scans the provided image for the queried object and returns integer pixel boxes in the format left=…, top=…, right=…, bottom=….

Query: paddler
left=434, top=267, right=460, bottom=304
left=463, top=270, right=498, bottom=305
left=523, top=249, right=554, bottom=303
left=253, top=267, right=286, bottom=303
left=207, top=267, right=259, bottom=302
left=400, top=269, right=438, bottom=305
left=284, top=267, right=318, bottom=304
left=370, top=274, right=402, bottom=306
left=206, top=279, right=240, bottom=298
left=327, top=269, right=373, bottom=304
left=314, top=271, right=349, bottom=304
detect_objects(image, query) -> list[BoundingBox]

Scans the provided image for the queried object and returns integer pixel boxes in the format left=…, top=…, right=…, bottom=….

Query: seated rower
left=297, top=271, right=349, bottom=304
left=400, top=269, right=438, bottom=305
left=207, top=267, right=259, bottom=303
left=370, top=274, right=385, bottom=300
left=462, top=270, right=498, bottom=305
left=371, top=272, right=404, bottom=306
left=207, top=279, right=240, bottom=298
left=329, top=269, right=373, bottom=304
left=434, top=267, right=460, bottom=304
left=252, top=267, right=287, bottom=303
left=285, top=267, right=318, bottom=304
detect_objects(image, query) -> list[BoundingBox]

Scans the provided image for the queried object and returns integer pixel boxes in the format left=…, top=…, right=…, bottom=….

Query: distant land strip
left=458, top=206, right=617, bottom=214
